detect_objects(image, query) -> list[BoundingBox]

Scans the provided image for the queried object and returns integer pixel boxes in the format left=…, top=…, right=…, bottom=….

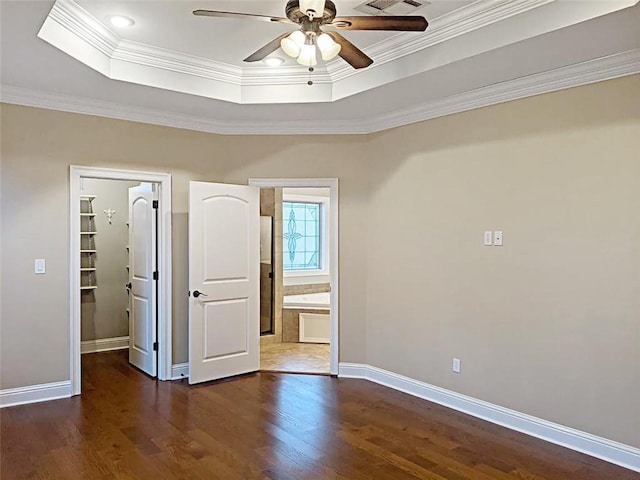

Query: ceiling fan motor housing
left=286, top=0, right=337, bottom=24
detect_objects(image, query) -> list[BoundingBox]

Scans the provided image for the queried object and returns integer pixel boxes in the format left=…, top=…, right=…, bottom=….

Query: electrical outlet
left=452, top=358, right=461, bottom=373
left=494, top=231, right=503, bottom=246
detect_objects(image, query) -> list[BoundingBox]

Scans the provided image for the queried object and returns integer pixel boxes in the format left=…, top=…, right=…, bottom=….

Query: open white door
left=128, top=183, right=157, bottom=377
left=188, top=181, right=259, bottom=384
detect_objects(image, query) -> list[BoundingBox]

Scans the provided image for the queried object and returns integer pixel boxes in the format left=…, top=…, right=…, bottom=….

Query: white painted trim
left=338, top=363, right=640, bottom=473
left=0, top=381, right=72, bottom=408
left=48, top=0, right=554, bottom=86
left=368, top=49, right=640, bottom=133
left=36, top=0, right=564, bottom=105
left=330, top=0, right=555, bottom=82
left=171, top=363, right=189, bottom=380
left=70, top=166, right=173, bottom=396
left=2, top=50, right=638, bottom=135
left=337, top=363, right=370, bottom=379
left=81, top=336, right=129, bottom=354
left=249, top=178, right=339, bottom=375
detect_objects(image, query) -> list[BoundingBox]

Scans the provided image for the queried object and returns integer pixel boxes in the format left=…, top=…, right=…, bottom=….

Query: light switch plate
left=453, top=358, right=461, bottom=373
left=494, top=231, right=503, bottom=246
left=35, top=259, right=46, bottom=274
left=483, top=231, right=493, bottom=246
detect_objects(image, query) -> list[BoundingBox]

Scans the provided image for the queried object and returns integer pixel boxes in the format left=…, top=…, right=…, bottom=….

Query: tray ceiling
left=1, top=0, right=639, bottom=133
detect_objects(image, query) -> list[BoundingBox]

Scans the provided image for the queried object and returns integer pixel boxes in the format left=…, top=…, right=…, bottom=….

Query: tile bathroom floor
left=260, top=342, right=330, bottom=374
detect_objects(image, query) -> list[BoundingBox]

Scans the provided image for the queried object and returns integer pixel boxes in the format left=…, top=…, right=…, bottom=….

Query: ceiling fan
left=193, top=0, right=428, bottom=69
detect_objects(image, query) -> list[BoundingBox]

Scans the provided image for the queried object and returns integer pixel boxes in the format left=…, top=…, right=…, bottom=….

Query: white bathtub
left=283, top=292, right=330, bottom=311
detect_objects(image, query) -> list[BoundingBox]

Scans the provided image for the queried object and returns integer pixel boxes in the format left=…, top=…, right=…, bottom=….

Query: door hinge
left=153, top=271, right=158, bottom=280
left=152, top=200, right=159, bottom=209
left=268, top=271, right=273, bottom=279
left=153, top=341, right=158, bottom=351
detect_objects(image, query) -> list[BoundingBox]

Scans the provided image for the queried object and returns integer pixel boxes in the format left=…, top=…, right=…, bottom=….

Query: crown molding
left=46, top=0, right=332, bottom=87
left=330, top=0, right=554, bottom=81
left=49, top=0, right=118, bottom=56
left=2, top=49, right=638, bottom=135
left=41, top=0, right=606, bottom=103
left=0, top=86, right=235, bottom=133
left=113, top=40, right=241, bottom=85
left=365, top=48, right=640, bottom=133
left=375, top=0, right=553, bottom=64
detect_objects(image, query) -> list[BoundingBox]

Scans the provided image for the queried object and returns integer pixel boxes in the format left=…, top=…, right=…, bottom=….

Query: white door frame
left=248, top=178, right=339, bottom=375
left=69, top=166, right=172, bottom=395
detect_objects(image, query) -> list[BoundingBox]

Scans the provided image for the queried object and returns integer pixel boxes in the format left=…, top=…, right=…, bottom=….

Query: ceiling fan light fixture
left=316, top=33, right=341, bottom=61
left=299, top=0, right=326, bottom=18
left=194, top=0, right=427, bottom=70
left=280, top=30, right=306, bottom=58
left=297, top=43, right=317, bottom=66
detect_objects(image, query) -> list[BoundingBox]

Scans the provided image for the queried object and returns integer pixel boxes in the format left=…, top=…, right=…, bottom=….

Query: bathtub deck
left=282, top=292, right=331, bottom=310
left=260, top=342, right=330, bottom=374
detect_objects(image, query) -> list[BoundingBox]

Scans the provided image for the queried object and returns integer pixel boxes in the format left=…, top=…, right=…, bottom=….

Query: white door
left=128, top=183, right=157, bottom=376
left=188, top=181, right=260, bottom=384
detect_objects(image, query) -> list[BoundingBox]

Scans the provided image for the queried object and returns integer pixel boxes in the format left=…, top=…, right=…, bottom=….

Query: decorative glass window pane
left=283, top=201, right=320, bottom=271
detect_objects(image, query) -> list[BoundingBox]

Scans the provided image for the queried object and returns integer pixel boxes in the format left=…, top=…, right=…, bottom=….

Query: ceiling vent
left=354, top=0, right=428, bottom=16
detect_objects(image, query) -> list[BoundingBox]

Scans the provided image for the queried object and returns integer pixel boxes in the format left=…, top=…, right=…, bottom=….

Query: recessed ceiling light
left=264, top=57, right=285, bottom=67
left=107, top=15, right=135, bottom=28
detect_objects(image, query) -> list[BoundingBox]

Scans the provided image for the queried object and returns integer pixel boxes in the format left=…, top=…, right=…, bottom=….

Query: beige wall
left=81, top=178, right=138, bottom=342
left=216, top=137, right=371, bottom=362
left=0, top=75, right=638, bottom=449
left=0, top=104, right=369, bottom=387
left=366, top=75, right=640, bottom=448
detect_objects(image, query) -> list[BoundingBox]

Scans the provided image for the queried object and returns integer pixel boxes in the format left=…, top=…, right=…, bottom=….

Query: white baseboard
left=339, top=363, right=640, bottom=473
left=0, top=381, right=72, bottom=408
left=81, top=336, right=129, bottom=354
left=171, top=363, right=189, bottom=380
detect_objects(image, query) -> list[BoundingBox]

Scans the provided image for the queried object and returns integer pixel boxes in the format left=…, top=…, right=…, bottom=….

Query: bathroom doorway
left=250, top=179, right=338, bottom=376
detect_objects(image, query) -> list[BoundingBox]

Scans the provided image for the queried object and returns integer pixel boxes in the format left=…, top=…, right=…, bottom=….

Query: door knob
left=192, top=290, right=208, bottom=298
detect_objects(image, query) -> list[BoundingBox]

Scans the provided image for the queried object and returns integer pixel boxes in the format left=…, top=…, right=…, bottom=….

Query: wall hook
left=104, top=208, right=116, bottom=224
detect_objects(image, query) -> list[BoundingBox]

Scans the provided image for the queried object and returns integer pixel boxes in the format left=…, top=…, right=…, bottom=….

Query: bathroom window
left=282, top=200, right=323, bottom=271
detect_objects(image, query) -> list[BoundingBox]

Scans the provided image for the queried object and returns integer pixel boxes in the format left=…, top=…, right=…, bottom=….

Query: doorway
left=79, top=178, right=144, bottom=361
left=250, top=178, right=339, bottom=376
left=70, top=166, right=172, bottom=395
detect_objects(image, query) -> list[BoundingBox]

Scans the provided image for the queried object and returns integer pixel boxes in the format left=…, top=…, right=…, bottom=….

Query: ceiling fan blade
left=244, top=33, right=292, bottom=62
left=193, top=10, right=292, bottom=25
left=326, top=32, right=373, bottom=69
left=332, top=16, right=428, bottom=31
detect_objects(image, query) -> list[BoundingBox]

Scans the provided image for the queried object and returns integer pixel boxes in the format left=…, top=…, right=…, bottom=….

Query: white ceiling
left=1, top=0, right=639, bottom=134
left=74, top=1, right=472, bottom=65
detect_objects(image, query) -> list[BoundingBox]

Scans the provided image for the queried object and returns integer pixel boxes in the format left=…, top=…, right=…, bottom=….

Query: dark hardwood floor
left=1, top=351, right=637, bottom=479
